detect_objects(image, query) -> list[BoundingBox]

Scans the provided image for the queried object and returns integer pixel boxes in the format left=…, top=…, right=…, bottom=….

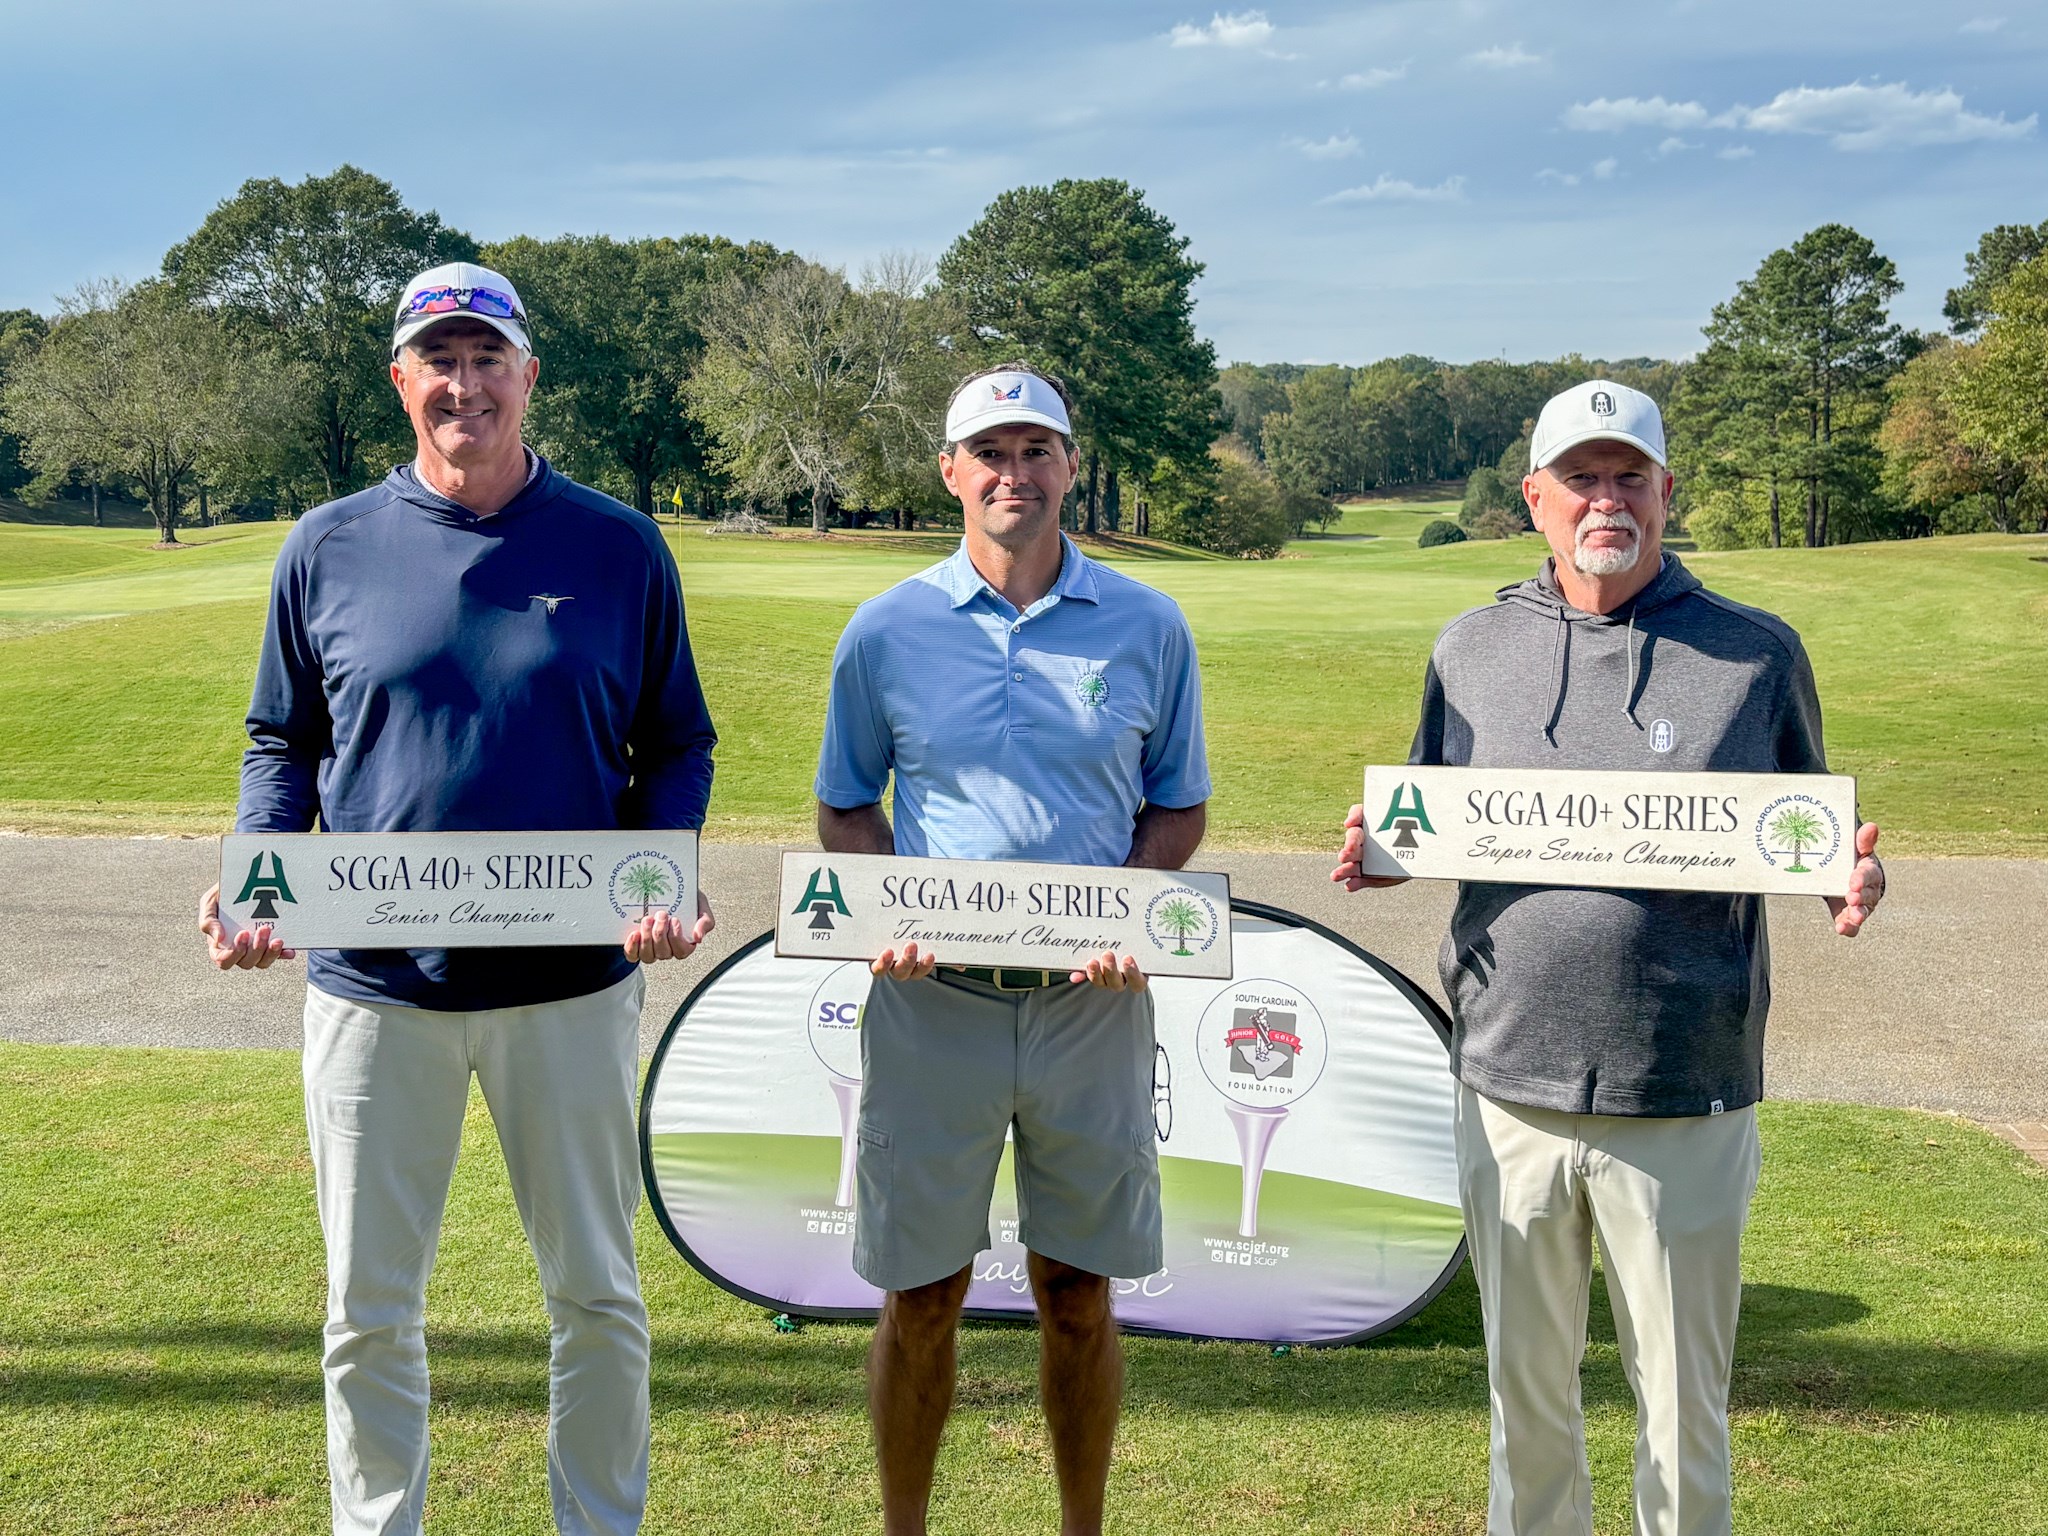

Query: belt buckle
left=993, top=968, right=1048, bottom=991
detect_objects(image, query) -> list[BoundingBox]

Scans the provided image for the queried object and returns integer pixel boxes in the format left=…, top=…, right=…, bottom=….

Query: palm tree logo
left=619, top=860, right=674, bottom=917
left=1153, top=896, right=1206, bottom=956
left=1767, top=806, right=1826, bottom=873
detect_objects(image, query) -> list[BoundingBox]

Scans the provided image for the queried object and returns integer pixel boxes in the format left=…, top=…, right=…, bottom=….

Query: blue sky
left=2, top=0, right=2042, bottom=364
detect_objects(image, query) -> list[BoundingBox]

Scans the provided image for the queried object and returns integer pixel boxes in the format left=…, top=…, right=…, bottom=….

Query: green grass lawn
left=1, top=1043, right=2041, bottom=1534
left=1, top=512, right=2043, bottom=852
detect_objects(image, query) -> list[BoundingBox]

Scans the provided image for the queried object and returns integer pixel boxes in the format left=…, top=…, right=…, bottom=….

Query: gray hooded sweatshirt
left=1411, top=553, right=1827, bottom=1117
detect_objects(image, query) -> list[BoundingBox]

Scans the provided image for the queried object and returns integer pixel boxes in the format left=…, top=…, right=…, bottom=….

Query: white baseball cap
left=1530, top=379, right=1666, bottom=471
left=944, top=369, right=1072, bottom=445
left=392, top=261, right=532, bottom=357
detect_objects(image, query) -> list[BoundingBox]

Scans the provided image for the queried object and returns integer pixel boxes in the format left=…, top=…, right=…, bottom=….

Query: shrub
left=1207, top=453, right=1290, bottom=558
left=1472, top=507, right=1526, bottom=540
left=1418, top=519, right=1468, bottom=548
left=1460, top=466, right=1527, bottom=531
left=1150, top=443, right=1288, bottom=558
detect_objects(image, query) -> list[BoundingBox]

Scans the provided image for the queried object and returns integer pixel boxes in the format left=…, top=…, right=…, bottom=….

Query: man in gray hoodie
left=1333, top=379, right=1883, bottom=1536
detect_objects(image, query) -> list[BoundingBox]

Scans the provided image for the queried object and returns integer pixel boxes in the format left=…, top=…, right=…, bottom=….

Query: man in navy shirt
left=199, top=261, right=716, bottom=1536
left=816, top=363, right=1210, bottom=1536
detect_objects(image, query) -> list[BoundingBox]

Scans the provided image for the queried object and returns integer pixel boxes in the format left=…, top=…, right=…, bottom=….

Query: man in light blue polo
left=815, top=361, right=1210, bottom=1536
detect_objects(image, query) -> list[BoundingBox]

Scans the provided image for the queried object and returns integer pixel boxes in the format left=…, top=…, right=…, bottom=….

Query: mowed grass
left=0, top=512, right=2043, bottom=851
left=1, top=1043, right=2042, bottom=1534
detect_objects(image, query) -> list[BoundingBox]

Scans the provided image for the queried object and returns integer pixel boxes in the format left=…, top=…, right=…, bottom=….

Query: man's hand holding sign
left=1331, top=379, right=1882, bottom=1536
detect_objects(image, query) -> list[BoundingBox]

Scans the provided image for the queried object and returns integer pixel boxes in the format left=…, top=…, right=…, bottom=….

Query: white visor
left=944, top=371, right=1072, bottom=445
left=391, top=260, right=532, bottom=358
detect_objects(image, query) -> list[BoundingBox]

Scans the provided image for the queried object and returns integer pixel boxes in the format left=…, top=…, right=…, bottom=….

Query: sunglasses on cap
left=399, top=285, right=526, bottom=325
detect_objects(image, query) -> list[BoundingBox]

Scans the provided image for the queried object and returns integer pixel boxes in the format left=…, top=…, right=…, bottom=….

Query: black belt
left=946, top=966, right=1062, bottom=991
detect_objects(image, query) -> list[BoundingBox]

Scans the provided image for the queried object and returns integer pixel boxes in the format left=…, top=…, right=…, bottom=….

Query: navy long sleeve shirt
left=236, top=457, right=717, bottom=1011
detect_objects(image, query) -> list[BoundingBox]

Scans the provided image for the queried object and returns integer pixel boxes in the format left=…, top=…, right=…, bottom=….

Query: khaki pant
left=302, top=971, right=650, bottom=1536
left=1455, top=1086, right=1761, bottom=1536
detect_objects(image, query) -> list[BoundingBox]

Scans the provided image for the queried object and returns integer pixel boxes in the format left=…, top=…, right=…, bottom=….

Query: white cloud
left=1329, top=63, right=1406, bottom=90
left=1322, top=173, right=1466, bottom=203
left=1169, top=10, right=1274, bottom=47
left=1563, top=96, right=1711, bottom=132
left=1568, top=82, right=2034, bottom=153
left=1536, top=158, right=1616, bottom=186
left=1656, top=137, right=1696, bottom=157
left=1960, top=15, right=2006, bottom=32
left=1467, top=43, right=1541, bottom=69
left=1718, top=145, right=1755, bottom=160
left=1732, top=81, right=2036, bottom=150
left=1292, top=133, right=1361, bottom=160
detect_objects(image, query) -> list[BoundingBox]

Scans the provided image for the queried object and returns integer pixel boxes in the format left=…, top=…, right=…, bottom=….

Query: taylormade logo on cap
left=1530, top=379, right=1667, bottom=471
left=392, top=261, right=533, bottom=358
left=944, top=371, right=1073, bottom=446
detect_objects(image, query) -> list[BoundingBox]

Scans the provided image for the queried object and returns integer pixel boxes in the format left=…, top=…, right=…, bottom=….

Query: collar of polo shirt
left=941, top=533, right=1100, bottom=611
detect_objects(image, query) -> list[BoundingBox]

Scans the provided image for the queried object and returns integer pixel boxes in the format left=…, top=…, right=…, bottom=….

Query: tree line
left=1671, top=220, right=2048, bottom=547
left=0, top=167, right=1264, bottom=549
left=1, top=166, right=2042, bottom=556
left=1217, top=217, right=2048, bottom=550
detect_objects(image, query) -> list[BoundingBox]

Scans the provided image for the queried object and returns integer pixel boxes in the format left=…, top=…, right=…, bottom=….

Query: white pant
left=1455, top=1086, right=1761, bottom=1536
left=302, top=972, right=650, bottom=1536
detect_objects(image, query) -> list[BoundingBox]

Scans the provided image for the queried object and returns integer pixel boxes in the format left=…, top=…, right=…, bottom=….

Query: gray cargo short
left=851, top=969, right=1162, bottom=1293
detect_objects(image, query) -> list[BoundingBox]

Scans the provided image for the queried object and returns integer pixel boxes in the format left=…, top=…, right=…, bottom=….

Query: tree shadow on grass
left=2, top=1279, right=2032, bottom=1426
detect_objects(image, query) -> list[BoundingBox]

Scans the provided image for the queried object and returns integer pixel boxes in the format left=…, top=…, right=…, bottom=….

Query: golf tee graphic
left=1195, top=981, right=1329, bottom=1237
left=806, top=964, right=869, bottom=1209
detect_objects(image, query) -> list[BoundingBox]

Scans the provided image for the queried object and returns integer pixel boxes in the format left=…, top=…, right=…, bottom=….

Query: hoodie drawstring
left=1541, top=608, right=1568, bottom=746
left=1624, top=605, right=1640, bottom=725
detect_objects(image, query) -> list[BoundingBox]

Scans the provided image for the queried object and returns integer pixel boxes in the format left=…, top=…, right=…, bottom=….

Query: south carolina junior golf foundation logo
left=1143, top=885, right=1222, bottom=958
left=1753, top=794, right=1844, bottom=874
left=609, top=849, right=690, bottom=919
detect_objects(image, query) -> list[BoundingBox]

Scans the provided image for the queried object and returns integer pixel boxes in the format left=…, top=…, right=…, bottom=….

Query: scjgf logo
left=1377, top=783, right=1435, bottom=858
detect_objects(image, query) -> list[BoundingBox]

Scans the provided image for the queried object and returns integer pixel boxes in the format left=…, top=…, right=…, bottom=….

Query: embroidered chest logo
left=1075, top=670, right=1110, bottom=709
left=1650, top=719, right=1675, bottom=753
left=531, top=594, right=574, bottom=615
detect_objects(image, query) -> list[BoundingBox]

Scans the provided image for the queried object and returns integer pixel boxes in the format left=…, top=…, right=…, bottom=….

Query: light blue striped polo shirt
left=815, top=536, right=1210, bottom=866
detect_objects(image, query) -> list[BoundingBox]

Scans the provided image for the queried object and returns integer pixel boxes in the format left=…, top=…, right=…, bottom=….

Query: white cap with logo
left=1530, top=379, right=1666, bottom=471
left=944, top=370, right=1073, bottom=446
left=391, top=261, right=532, bottom=357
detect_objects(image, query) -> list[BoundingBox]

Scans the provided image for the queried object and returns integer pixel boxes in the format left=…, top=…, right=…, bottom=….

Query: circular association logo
left=1753, top=794, right=1844, bottom=874
left=1143, top=885, right=1222, bottom=958
left=1075, top=670, right=1110, bottom=709
left=608, top=849, right=690, bottom=920
left=807, top=962, right=872, bottom=1081
left=1194, top=978, right=1329, bottom=1108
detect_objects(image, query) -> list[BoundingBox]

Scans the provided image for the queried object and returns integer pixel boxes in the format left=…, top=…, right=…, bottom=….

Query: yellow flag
left=669, top=486, right=685, bottom=509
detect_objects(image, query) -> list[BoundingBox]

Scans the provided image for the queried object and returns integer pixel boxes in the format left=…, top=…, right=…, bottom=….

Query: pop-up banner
left=640, top=902, right=1466, bottom=1346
